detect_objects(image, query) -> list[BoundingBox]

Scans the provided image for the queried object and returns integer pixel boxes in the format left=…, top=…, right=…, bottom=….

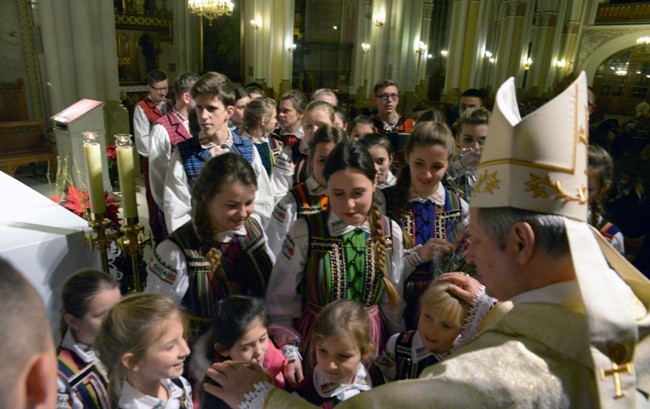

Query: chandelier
left=187, top=0, right=235, bottom=25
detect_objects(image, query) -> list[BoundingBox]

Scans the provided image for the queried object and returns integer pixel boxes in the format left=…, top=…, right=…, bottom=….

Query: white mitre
left=473, top=72, right=650, bottom=408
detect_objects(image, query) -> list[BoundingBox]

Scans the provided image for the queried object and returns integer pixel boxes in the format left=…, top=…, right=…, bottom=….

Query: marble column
left=492, top=0, right=532, bottom=90
left=442, top=0, right=481, bottom=103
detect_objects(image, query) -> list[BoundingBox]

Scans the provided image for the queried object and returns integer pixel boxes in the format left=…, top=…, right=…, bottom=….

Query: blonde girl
left=95, top=293, right=193, bottom=408
left=57, top=269, right=121, bottom=409
left=272, top=100, right=336, bottom=199
left=266, top=140, right=416, bottom=387
left=588, top=145, right=625, bottom=254
left=296, top=300, right=379, bottom=406
left=374, top=281, right=469, bottom=381
left=267, top=125, right=346, bottom=255
left=385, top=121, right=469, bottom=329
left=241, top=97, right=283, bottom=175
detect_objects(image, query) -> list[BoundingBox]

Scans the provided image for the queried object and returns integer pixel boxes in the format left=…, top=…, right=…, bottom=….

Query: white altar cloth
left=0, top=171, right=98, bottom=338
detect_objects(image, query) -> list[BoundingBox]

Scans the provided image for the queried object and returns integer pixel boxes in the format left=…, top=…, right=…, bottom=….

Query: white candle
left=115, top=134, right=138, bottom=220
left=82, top=132, right=106, bottom=214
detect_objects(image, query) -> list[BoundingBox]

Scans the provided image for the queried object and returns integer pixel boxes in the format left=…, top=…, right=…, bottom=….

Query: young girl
left=241, top=97, right=283, bottom=175
left=385, top=121, right=469, bottom=329
left=374, top=280, right=484, bottom=381
left=267, top=125, right=346, bottom=255
left=358, top=133, right=396, bottom=214
left=56, top=269, right=121, bottom=409
left=588, top=145, right=625, bottom=254
left=296, top=300, right=380, bottom=407
left=194, top=296, right=288, bottom=408
left=266, top=140, right=416, bottom=384
left=147, top=153, right=275, bottom=345
left=276, top=89, right=308, bottom=147
left=272, top=100, right=336, bottom=199
left=348, top=115, right=374, bottom=141
left=94, top=293, right=193, bottom=408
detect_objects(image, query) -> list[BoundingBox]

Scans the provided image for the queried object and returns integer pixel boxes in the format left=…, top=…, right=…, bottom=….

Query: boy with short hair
left=163, top=72, right=273, bottom=233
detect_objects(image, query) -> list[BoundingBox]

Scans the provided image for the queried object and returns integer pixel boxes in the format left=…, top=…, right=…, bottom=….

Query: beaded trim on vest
left=290, top=182, right=329, bottom=217
left=393, top=331, right=441, bottom=380
left=57, top=348, right=110, bottom=409
left=303, top=212, right=393, bottom=307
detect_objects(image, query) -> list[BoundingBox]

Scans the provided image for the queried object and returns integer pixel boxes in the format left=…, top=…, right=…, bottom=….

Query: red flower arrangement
left=51, top=185, right=121, bottom=229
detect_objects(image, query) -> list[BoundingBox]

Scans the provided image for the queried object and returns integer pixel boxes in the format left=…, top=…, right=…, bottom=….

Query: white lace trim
left=454, top=285, right=496, bottom=349
left=238, top=381, right=274, bottom=409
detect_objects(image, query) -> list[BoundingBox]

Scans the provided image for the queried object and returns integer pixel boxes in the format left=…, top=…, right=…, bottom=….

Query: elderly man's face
left=465, top=209, right=520, bottom=299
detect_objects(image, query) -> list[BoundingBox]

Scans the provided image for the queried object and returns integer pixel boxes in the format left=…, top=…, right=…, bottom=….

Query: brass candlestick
left=115, top=217, right=151, bottom=292
left=84, top=213, right=116, bottom=273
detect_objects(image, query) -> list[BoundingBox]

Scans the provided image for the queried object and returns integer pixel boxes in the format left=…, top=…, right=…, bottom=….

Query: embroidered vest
left=158, top=111, right=191, bottom=147
left=168, top=219, right=273, bottom=341
left=290, top=182, right=329, bottom=218
left=303, top=212, right=393, bottom=308
left=372, top=115, right=414, bottom=152
left=255, top=136, right=282, bottom=176
left=393, top=331, right=441, bottom=380
left=137, top=98, right=170, bottom=124
left=57, top=348, right=110, bottom=409
left=178, top=132, right=255, bottom=186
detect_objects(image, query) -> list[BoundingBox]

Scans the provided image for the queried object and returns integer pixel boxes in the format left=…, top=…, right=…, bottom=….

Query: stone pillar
left=442, top=0, right=481, bottom=102
left=352, top=0, right=373, bottom=103
left=492, top=0, right=531, bottom=90
left=527, top=7, right=559, bottom=96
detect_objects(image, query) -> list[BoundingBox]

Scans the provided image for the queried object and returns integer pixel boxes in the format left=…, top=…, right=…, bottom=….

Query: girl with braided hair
left=265, top=140, right=415, bottom=388
left=146, top=153, right=275, bottom=346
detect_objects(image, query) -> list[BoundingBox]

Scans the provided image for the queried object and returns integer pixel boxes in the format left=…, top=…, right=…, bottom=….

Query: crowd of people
left=4, top=70, right=650, bottom=409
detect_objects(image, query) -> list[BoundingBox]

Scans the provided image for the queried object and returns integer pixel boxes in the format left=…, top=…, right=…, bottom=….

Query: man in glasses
left=133, top=69, right=173, bottom=243
left=371, top=79, right=414, bottom=169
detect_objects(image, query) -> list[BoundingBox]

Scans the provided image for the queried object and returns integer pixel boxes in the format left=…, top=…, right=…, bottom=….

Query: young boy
left=148, top=72, right=200, bottom=242
left=162, top=72, right=274, bottom=233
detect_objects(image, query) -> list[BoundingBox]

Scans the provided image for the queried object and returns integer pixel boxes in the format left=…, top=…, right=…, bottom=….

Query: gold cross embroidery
left=600, top=362, right=632, bottom=399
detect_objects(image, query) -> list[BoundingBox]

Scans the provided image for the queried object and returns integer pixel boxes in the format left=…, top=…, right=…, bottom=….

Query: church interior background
left=1, top=0, right=649, bottom=333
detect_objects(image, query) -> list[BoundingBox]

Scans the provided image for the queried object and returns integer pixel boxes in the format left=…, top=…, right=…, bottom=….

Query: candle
left=115, top=134, right=138, bottom=220
left=82, top=132, right=106, bottom=214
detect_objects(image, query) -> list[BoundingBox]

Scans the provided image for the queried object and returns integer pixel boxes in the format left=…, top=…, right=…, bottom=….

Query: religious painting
left=202, top=7, right=242, bottom=82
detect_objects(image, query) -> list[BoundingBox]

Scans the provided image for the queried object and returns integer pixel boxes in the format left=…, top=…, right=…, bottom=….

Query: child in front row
left=267, top=125, right=346, bottom=256
left=57, top=269, right=121, bottom=409
left=266, top=140, right=418, bottom=386
left=296, top=300, right=381, bottom=407
left=95, top=293, right=193, bottom=408
left=195, top=295, right=289, bottom=409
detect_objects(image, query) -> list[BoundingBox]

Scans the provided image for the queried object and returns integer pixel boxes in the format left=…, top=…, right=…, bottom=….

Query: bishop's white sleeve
left=163, top=149, right=192, bottom=234
left=133, top=105, right=151, bottom=157
left=250, top=148, right=274, bottom=229
left=145, top=239, right=191, bottom=305
left=266, top=192, right=299, bottom=257
left=148, top=124, right=172, bottom=209
left=265, top=218, right=309, bottom=344
left=379, top=220, right=407, bottom=335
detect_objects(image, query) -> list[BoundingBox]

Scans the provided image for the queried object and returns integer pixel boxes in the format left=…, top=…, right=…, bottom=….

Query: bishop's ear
left=510, top=221, right=535, bottom=264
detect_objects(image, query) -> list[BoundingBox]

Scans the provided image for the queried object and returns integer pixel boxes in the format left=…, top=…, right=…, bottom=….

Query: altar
left=0, top=171, right=98, bottom=337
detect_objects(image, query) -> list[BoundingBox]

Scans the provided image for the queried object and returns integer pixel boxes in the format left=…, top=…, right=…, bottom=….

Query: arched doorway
left=593, top=44, right=650, bottom=117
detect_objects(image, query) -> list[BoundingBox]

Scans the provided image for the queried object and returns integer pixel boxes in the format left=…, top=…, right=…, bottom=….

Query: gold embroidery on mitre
left=524, top=174, right=587, bottom=204
left=474, top=170, right=500, bottom=194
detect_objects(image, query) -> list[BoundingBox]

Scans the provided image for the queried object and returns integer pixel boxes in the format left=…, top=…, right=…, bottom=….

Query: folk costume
left=386, top=183, right=469, bottom=329
left=588, top=210, right=625, bottom=255
left=242, top=131, right=284, bottom=176
left=267, top=175, right=328, bottom=256
left=224, top=73, right=650, bottom=409
left=148, top=109, right=192, bottom=241
left=372, top=114, right=414, bottom=173
left=296, top=364, right=376, bottom=408
left=162, top=129, right=274, bottom=233
left=133, top=96, right=172, bottom=244
left=146, top=214, right=275, bottom=344
left=56, top=331, right=109, bottom=409
left=266, top=211, right=417, bottom=361
left=270, top=129, right=310, bottom=202
left=117, top=377, right=193, bottom=409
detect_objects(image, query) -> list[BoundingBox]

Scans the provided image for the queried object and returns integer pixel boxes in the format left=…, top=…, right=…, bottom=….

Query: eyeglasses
left=376, top=93, right=399, bottom=101
left=150, top=85, right=168, bottom=91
